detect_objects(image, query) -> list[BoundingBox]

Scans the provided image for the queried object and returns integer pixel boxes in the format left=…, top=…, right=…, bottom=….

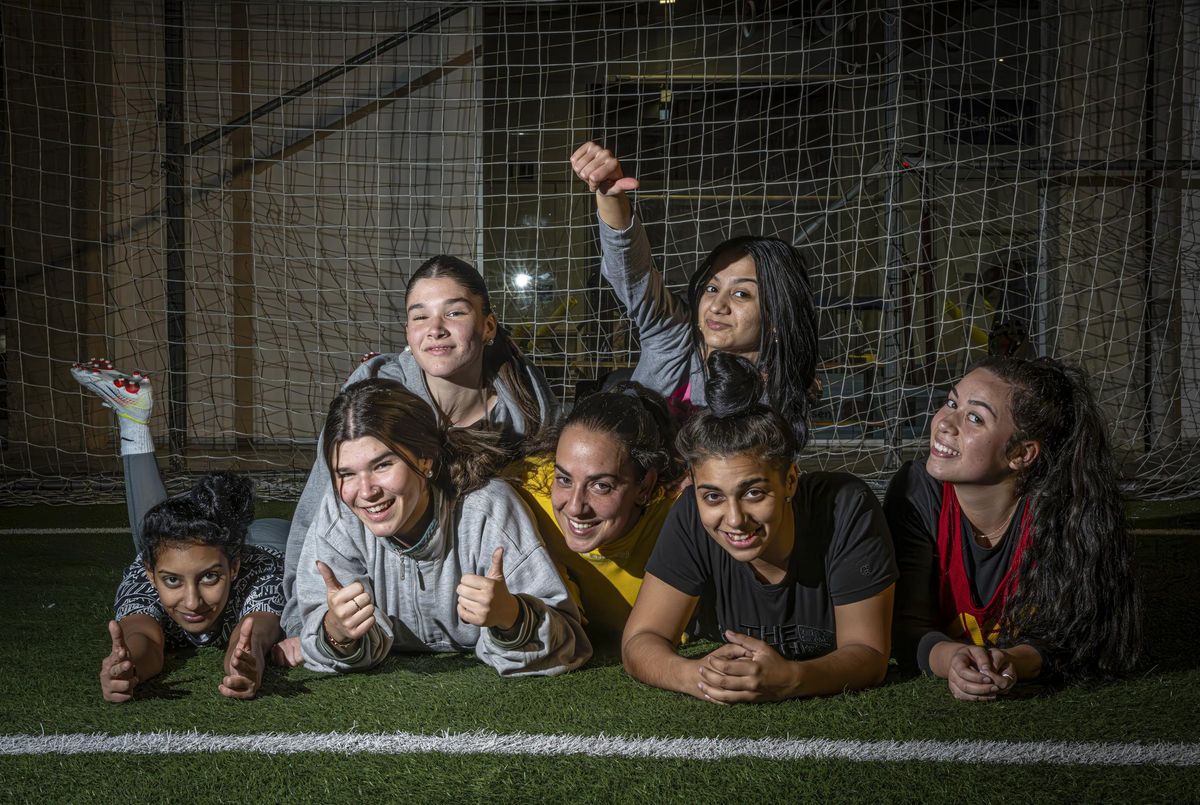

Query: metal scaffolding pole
left=1035, top=0, right=1061, bottom=358
left=880, top=0, right=905, bottom=467
left=163, top=0, right=187, bottom=470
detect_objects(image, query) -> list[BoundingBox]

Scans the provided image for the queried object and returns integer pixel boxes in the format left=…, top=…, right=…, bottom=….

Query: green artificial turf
left=0, top=509, right=1197, bottom=801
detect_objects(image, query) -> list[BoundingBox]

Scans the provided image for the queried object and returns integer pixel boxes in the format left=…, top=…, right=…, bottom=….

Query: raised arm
left=620, top=573, right=705, bottom=698
left=570, top=141, right=637, bottom=230
left=570, top=142, right=694, bottom=398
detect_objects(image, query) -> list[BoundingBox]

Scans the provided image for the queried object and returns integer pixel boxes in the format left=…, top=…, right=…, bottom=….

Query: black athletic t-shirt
left=884, top=459, right=1027, bottom=670
left=646, top=472, right=897, bottom=661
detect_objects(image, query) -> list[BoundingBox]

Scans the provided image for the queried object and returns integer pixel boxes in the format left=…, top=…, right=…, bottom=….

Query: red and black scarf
left=936, top=482, right=1032, bottom=646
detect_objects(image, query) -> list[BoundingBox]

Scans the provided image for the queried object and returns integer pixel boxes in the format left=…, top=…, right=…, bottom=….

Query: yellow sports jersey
left=505, top=456, right=677, bottom=639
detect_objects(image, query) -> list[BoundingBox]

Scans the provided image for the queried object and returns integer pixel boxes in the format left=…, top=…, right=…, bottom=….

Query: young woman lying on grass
left=99, top=472, right=284, bottom=702
left=570, top=142, right=818, bottom=442
left=282, top=255, right=559, bottom=643
left=293, top=377, right=590, bottom=675
left=622, top=353, right=897, bottom=703
left=886, top=356, right=1142, bottom=701
left=74, top=359, right=288, bottom=700
left=508, top=383, right=685, bottom=640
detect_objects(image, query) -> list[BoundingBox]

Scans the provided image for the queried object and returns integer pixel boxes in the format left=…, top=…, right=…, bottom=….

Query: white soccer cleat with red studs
left=70, top=358, right=154, bottom=425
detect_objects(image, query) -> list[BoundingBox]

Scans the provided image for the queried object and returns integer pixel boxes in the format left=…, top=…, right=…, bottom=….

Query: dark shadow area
left=375, top=651, right=481, bottom=676
left=136, top=652, right=195, bottom=700
left=1135, top=534, right=1200, bottom=673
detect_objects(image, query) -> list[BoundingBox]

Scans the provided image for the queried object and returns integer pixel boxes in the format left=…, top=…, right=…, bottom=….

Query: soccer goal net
left=2, top=0, right=1199, bottom=501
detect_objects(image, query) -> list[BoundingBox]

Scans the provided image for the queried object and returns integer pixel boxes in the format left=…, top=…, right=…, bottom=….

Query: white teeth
left=364, top=501, right=392, bottom=514
left=932, top=440, right=960, bottom=457
left=569, top=519, right=597, bottom=531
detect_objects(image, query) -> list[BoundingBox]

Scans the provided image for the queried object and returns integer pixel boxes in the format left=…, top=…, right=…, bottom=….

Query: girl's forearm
left=622, top=632, right=702, bottom=698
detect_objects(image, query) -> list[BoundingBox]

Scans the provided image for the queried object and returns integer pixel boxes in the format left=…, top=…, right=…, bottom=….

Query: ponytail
left=677, top=351, right=797, bottom=472
left=977, top=356, right=1143, bottom=679
left=440, top=425, right=511, bottom=498
left=483, top=323, right=544, bottom=435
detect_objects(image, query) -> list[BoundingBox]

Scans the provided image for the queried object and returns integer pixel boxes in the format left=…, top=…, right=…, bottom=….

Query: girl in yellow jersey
left=507, top=384, right=685, bottom=641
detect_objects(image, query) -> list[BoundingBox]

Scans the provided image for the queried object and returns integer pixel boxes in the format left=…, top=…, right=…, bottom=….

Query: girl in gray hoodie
left=281, top=256, right=559, bottom=645
left=294, top=377, right=590, bottom=675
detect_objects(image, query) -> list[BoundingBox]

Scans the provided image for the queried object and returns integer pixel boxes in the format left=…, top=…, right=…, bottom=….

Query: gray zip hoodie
left=598, top=213, right=707, bottom=405
left=282, top=349, right=559, bottom=635
left=294, top=478, right=590, bottom=675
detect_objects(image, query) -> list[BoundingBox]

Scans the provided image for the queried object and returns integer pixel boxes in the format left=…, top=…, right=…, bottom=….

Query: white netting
left=2, top=0, right=1198, bottom=501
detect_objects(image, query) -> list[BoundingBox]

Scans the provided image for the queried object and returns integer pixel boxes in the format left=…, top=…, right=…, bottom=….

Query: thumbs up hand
left=316, top=560, right=376, bottom=649
left=570, top=142, right=640, bottom=197
left=100, top=620, right=139, bottom=703
left=456, top=547, right=519, bottom=630
left=219, top=616, right=262, bottom=699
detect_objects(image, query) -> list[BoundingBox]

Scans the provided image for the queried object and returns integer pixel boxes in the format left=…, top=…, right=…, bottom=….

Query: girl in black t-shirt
left=622, top=353, right=897, bottom=703
left=885, top=357, right=1141, bottom=701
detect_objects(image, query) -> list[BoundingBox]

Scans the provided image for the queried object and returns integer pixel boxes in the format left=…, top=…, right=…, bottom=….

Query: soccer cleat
left=70, top=358, right=154, bottom=425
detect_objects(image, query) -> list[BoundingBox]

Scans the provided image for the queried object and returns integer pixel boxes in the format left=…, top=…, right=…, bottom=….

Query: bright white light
left=513, top=273, right=533, bottom=289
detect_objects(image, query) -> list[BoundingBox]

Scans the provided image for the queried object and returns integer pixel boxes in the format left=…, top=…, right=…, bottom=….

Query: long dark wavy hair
left=140, top=472, right=254, bottom=566
left=676, top=351, right=798, bottom=474
left=527, top=381, right=685, bottom=492
left=407, top=256, right=545, bottom=435
left=322, top=378, right=510, bottom=558
left=978, top=355, right=1142, bottom=680
left=685, top=236, right=819, bottom=449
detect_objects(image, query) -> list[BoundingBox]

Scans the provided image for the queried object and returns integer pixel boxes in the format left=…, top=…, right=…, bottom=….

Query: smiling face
left=691, top=453, right=798, bottom=571
left=927, top=368, right=1023, bottom=486
left=143, top=543, right=240, bottom=636
left=551, top=424, right=656, bottom=554
left=334, top=435, right=431, bottom=541
left=696, top=253, right=763, bottom=362
left=405, top=277, right=498, bottom=385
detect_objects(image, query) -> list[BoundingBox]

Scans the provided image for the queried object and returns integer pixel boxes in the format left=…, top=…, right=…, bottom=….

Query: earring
left=424, top=468, right=433, bottom=478
left=486, top=338, right=495, bottom=346
left=786, top=495, right=792, bottom=503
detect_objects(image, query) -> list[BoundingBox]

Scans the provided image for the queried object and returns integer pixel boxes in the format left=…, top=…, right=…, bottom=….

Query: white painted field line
left=1, top=731, right=1197, bottom=766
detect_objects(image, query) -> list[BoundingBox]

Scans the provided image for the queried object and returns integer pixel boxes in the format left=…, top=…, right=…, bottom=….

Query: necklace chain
left=972, top=500, right=1020, bottom=547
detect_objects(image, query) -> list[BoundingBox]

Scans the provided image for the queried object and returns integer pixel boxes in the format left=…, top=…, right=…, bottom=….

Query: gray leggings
left=125, top=453, right=290, bottom=557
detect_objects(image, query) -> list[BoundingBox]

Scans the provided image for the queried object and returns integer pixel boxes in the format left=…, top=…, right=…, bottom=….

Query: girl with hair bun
left=571, top=142, right=819, bottom=447
left=622, top=353, right=897, bottom=703
left=282, top=254, right=558, bottom=645
left=99, top=472, right=286, bottom=702
left=71, top=361, right=289, bottom=699
left=508, top=382, right=686, bottom=639
left=292, top=378, right=590, bottom=675
left=886, top=356, right=1142, bottom=700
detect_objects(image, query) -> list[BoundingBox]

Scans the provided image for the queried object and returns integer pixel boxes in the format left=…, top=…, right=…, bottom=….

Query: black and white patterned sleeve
left=113, top=558, right=168, bottom=626
left=235, top=545, right=285, bottom=620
